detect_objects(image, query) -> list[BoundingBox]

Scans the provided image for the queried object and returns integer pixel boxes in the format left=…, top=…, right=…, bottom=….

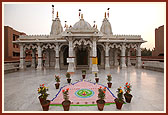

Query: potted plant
left=82, top=70, right=86, bottom=79
left=114, top=87, right=124, bottom=110
left=96, top=86, right=106, bottom=111
left=37, top=84, right=50, bottom=111
left=55, top=75, right=60, bottom=89
left=62, top=88, right=71, bottom=111
left=95, top=72, right=99, bottom=83
left=124, top=82, right=133, bottom=103
left=66, top=72, right=71, bottom=83
left=107, top=74, right=112, bottom=88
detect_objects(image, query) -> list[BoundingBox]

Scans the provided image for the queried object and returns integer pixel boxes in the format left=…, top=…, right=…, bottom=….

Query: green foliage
left=131, top=48, right=152, bottom=56
left=124, top=82, right=132, bottom=96
left=141, top=48, right=152, bottom=56
left=95, top=72, right=97, bottom=77
left=37, top=84, right=49, bottom=100
left=116, top=87, right=124, bottom=103
left=66, top=72, right=71, bottom=79
left=55, top=75, right=60, bottom=82
left=107, top=74, right=112, bottom=82
left=62, top=88, right=69, bottom=101
left=82, top=70, right=86, bottom=74
left=98, top=87, right=106, bottom=100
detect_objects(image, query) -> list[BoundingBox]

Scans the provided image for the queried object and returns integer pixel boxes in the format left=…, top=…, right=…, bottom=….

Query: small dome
left=50, top=18, right=63, bottom=35
left=73, top=19, right=92, bottom=30
left=100, top=18, right=113, bottom=35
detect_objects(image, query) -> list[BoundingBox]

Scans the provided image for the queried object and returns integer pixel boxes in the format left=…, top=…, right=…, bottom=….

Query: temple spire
left=81, top=14, right=83, bottom=19
left=56, top=11, right=58, bottom=18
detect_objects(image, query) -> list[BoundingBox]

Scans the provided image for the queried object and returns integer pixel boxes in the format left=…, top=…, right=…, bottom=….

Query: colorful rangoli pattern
left=50, top=80, right=116, bottom=106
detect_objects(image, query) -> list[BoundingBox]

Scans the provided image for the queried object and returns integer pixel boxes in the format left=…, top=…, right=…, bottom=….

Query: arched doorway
left=63, top=46, right=69, bottom=65
left=76, top=47, right=88, bottom=65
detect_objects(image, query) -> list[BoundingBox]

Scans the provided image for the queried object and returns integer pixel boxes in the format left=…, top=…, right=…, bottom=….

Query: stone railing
left=142, top=61, right=164, bottom=72
left=4, top=61, right=32, bottom=74
left=4, top=63, right=20, bottom=74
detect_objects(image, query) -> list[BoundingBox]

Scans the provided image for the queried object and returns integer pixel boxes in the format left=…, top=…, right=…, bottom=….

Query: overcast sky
left=3, top=2, right=166, bottom=50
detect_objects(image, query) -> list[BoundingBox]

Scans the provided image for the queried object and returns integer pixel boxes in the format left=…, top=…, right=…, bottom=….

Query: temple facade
left=13, top=12, right=146, bottom=73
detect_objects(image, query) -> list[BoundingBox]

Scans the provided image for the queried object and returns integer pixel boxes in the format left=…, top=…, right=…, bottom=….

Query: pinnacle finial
left=81, top=14, right=83, bottom=19
left=57, top=11, right=58, bottom=18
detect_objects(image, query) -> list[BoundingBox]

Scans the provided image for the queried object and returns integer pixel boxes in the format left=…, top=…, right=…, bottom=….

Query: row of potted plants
left=38, top=82, right=132, bottom=111
left=54, top=73, right=71, bottom=89
left=94, top=73, right=112, bottom=88
left=115, top=82, right=133, bottom=109
left=56, top=72, right=113, bottom=89
left=96, top=82, right=133, bottom=110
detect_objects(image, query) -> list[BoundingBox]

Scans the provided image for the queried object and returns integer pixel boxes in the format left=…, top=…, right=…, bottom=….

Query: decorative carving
left=59, top=43, right=68, bottom=51
left=42, top=43, right=55, bottom=50
left=97, top=43, right=105, bottom=51
left=24, top=44, right=38, bottom=50
left=73, top=39, right=92, bottom=48
left=109, top=43, right=121, bottom=49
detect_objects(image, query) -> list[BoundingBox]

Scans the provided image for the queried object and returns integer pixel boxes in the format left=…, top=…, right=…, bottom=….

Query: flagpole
left=52, top=5, right=54, bottom=20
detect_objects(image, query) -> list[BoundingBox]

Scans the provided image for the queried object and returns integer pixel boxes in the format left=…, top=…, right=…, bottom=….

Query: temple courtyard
left=3, top=66, right=164, bottom=112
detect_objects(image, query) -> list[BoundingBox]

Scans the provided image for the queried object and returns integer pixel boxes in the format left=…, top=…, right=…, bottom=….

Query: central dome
left=73, top=19, right=92, bottom=30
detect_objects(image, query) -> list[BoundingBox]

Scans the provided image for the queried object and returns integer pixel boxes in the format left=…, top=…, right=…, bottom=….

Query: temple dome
left=100, top=18, right=113, bottom=35
left=50, top=17, right=63, bottom=35
left=73, top=19, right=92, bottom=30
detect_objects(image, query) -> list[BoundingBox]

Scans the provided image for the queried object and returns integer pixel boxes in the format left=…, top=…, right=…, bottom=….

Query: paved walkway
left=4, top=66, right=164, bottom=112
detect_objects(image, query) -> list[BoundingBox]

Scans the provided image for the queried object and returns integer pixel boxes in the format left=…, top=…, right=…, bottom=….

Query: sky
left=3, top=2, right=166, bottom=50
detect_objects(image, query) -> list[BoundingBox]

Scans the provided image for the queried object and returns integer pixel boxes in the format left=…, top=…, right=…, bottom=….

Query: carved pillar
left=67, top=37, right=75, bottom=73
left=136, top=44, right=142, bottom=68
left=120, top=43, right=126, bottom=68
left=31, top=50, right=36, bottom=68
left=73, top=49, right=76, bottom=70
left=114, top=48, right=119, bottom=66
left=92, top=38, right=98, bottom=73
left=37, top=43, right=42, bottom=70
left=127, top=49, right=131, bottom=66
left=89, top=48, right=92, bottom=70
left=19, top=43, right=26, bottom=69
left=105, top=43, right=110, bottom=69
left=55, top=43, right=60, bottom=70
left=101, top=50, right=104, bottom=66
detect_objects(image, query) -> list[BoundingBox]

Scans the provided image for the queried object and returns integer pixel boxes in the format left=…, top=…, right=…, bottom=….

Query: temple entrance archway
left=76, top=48, right=88, bottom=65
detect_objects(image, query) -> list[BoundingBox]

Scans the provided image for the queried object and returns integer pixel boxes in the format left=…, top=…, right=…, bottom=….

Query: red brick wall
left=153, top=25, right=164, bottom=56
left=4, top=26, right=26, bottom=60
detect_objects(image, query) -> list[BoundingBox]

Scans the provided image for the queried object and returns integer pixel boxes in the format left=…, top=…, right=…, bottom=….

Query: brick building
left=4, top=26, right=26, bottom=61
left=152, top=25, right=164, bottom=56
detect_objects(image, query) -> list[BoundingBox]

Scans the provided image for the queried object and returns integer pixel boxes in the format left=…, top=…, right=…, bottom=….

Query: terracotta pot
left=41, top=100, right=50, bottom=111
left=82, top=74, right=86, bottom=79
left=96, top=100, right=105, bottom=111
left=55, top=83, right=60, bottom=89
left=107, top=82, right=112, bottom=88
left=67, top=79, right=71, bottom=83
left=62, top=100, right=71, bottom=111
left=114, top=98, right=123, bottom=110
left=38, top=96, right=45, bottom=105
left=95, top=78, right=99, bottom=83
left=124, top=94, right=133, bottom=103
